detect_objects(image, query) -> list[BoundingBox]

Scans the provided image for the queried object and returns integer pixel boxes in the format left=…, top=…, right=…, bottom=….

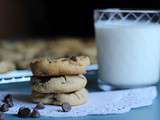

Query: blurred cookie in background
left=0, top=61, right=15, bottom=73
left=81, top=38, right=97, bottom=64
left=46, top=37, right=97, bottom=64
left=0, top=49, right=23, bottom=63
left=0, top=37, right=97, bottom=72
left=46, top=37, right=84, bottom=57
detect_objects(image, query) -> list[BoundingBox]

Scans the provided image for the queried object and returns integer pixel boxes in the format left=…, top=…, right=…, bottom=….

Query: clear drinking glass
left=94, top=9, right=160, bottom=90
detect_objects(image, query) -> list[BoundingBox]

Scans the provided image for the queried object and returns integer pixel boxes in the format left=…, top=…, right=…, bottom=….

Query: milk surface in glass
left=95, top=20, right=160, bottom=88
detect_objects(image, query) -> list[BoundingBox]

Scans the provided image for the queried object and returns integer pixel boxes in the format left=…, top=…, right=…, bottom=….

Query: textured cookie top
left=30, top=56, right=90, bottom=76
left=31, top=56, right=90, bottom=66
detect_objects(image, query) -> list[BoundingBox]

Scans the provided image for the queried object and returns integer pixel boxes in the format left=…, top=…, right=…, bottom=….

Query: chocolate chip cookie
left=31, top=75, right=87, bottom=93
left=30, top=56, right=90, bottom=76
left=32, top=88, right=88, bottom=106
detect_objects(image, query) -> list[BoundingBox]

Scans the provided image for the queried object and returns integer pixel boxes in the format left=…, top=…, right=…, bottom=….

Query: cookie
left=15, top=60, right=31, bottom=69
left=0, top=49, right=23, bottom=63
left=31, top=75, right=87, bottom=93
left=32, top=88, right=88, bottom=106
left=47, top=37, right=84, bottom=52
left=80, top=39, right=97, bottom=64
left=30, top=56, right=90, bottom=76
left=0, top=61, right=15, bottom=73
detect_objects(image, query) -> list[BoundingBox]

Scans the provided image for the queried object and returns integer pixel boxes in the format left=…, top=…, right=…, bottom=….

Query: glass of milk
left=94, top=9, right=160, bottom=90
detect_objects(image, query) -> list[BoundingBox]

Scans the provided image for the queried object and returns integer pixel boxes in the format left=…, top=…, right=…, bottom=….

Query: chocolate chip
left=17, top=107, right=31, bottom=118
left=0, top=104, right=9, bottom=112
left=3, top=94, right=14, bottom=107
left=32, top=76, right=53, bottom=84
left=70, top=56, right=77, bottom=61
left=31, top=109, right=40, bottom=118
left=4, top=99, right=13, bottom=108
left=62, top=103, right=71, bottom=112
left=0, top=112, right=5, bottom=120
left=36, top=76, right=52, bottom=83
left=35, top=102, right=45, bottom=109
left=4, top=94, right=12, bottom=102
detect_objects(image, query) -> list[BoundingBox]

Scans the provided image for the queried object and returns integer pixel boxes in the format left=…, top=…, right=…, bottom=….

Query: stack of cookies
left=30, top=56, right=90, bottom=106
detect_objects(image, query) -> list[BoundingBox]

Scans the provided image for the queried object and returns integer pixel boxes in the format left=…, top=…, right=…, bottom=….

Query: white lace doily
left=0, top=86, right=157, bottom=117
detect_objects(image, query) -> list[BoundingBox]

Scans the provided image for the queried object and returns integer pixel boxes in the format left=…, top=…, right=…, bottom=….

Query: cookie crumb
left=3, top=94, right=12, bottom=102
left=3, top=94, right=14, bottom=108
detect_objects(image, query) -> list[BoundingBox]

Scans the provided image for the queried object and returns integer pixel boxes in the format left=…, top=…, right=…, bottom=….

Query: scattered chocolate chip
left=4, top=94, right=12, bottom=102
left=0, top=104, right=9, bottom=112
left=3, top=94, right=14, bottom=107
left=17, top=107, right=31, bottom=118
left=70, top=56, right=77, bottom=61
left=0, top=112, right=5, bottom=120
left=31, top=109, right=40, bottom=118
left=61, top=103, right=71, bottom=112
left=5, top=101, right=13, bottom=108
left=35, top=102, right=45, bottom=109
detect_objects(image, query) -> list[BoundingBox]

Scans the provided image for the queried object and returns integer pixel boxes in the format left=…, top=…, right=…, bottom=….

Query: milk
left=95, top=21, right=160, bottom=88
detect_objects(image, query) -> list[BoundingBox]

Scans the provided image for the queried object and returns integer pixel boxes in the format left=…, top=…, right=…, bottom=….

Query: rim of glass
left=94, top=8, right=160, bottom=13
